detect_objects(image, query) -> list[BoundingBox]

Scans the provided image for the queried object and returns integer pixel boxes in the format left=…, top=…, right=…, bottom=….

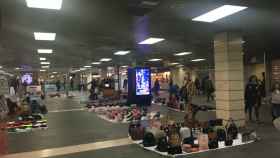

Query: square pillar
left=214, top=32, right=245, bottom=127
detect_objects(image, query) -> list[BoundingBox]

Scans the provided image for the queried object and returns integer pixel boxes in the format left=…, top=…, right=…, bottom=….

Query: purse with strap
left=226, top=118, right=238, bottom=140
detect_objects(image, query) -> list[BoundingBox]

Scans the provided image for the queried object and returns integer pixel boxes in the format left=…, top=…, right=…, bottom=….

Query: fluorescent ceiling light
left=100, top=58, right=112, bottom=62
left=177, top=64, right=184, bottom=67
left=52, top=72, right=58, bottom=74
left=40, top=69, right=46, bottom=72
left=191, top=58, right=206, bottom=62
left=121, top=65, right=128, bottom=68
left=39, top=57, right=46, bottom=61
left=174, top=52, right=192, bottom=56
left=84, top=65, right=92, bottom=68
left=0, top=66, right=2, bottom=69
left=139, top=38, right=165, bottom=45
left=26, top=0, right=63, bottom=10
left=92, top=62, right=101, bottom=65
left=34, top=32, right=56, bottom=41
left=148, top=58, right=162, bottom=62
left=114, top=51, right=131, bottom=56
left=41, top=61, right=50, bottom=65
left=41, top=65, right=50, bottom=69
left=80, top=68, right=87, bottom=71
left=192, top=5, right=248, bottom=23
left=170, top=62, right=179, bottom=65
left=15, top=67, right=21, bottom=70
left=38, top=49, right=53, bottom=54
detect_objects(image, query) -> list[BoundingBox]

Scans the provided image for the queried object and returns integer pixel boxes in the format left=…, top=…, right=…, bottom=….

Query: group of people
left=153, top=76, right=215, bottom=103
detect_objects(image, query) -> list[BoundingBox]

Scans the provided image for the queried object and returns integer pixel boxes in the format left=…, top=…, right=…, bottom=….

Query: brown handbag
left=169, top=130, right=181, bottom=147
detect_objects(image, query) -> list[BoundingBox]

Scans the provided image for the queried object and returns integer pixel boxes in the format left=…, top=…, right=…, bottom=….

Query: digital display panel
left=136, top=68, right=150, bottom=95
left=21, top=73, right=33, bottom=85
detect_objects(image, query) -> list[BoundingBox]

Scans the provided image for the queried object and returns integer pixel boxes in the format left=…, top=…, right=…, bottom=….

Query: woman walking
left=271, top=82, right=280, bottom=121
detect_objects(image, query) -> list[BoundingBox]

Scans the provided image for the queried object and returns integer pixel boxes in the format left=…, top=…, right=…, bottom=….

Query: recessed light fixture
left=139, top=38, right=165, bottom=45
left=84, top=65, right=92, bottom=68
left=41, top=61, right=50, bottom=65
left=38, top=49, right=53, bottom=54
left=40, top=69, right=46, bottom=72
left=114, top=50, right=131, bottom=56
left=191, top=58, right=206, bottom=62
left=34, top=32, right=56, bottom=41
left=39, top=57, right=46, bottom=61
left=174, top=52, right=192, bottom=56
left=148, top=58, right=162, bottom=62
left=192, top=5, right=247, bottom=23
left=42, top=65, right=50, bottom=69
left=26, top=0, right=63, bottom=10
left=92, top=62, right=101, bottom=65
left=100, top=58, right=112, bottom=62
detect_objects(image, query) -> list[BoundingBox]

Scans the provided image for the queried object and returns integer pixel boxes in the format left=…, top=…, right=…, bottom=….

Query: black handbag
left=156, top=137, right=169, bottom=152
left=216, top=128, right=226, bottom=141
left=182, top=136, right=195, bottom=145
left=143, top=132, right=156, bottom=147
left=226, top=119, right=238, bottom=140
left=167, top=146, right=182, bottom=155
left=225, top=139, right=233, bottom=146
left=129, top=123, right=144, bottom=141
left=208, top=139, right=218, bottom=149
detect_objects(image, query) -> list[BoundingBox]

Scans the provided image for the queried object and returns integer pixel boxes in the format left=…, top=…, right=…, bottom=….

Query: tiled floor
left=4, top=94, right=280, bottom=158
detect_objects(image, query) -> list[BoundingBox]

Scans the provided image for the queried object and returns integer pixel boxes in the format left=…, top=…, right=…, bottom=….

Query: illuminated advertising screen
left=21, top=73, right=33, bottom=85
left=136, top=68, right=150, bottom=95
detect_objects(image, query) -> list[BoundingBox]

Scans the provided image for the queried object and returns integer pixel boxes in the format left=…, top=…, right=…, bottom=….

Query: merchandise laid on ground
left=5, top=114, right=47, bottom=133
left=2, top=1, right=280, bottom=158
left=129, top=117, right=257, bottom=157
left=86, top=99, right=162, bottom=123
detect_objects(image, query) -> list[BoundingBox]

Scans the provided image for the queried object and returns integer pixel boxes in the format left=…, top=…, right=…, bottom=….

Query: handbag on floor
left=143, top=132, right=156, bottom=147
left=167, top=146, right=182, bottom=155
left=180, top=127, right=191, bottom=140
left=226, top=118, right=238, bottom=140
left=214, top=126, right=227, bottom=141
left=208, top=139, right=218, bottom=149
left=168, top=128, right=181, bottom=147
left=129, top=122, right=144, bottom=141
left=145, top=127, right=166, bottom=143
left=156, top=136, right=169, bottom=152
left=198, top=133, right=209, bottom=151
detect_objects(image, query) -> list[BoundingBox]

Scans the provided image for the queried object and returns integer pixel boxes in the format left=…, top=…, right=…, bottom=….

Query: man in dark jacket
left=245, top=75, right=261, bottom=122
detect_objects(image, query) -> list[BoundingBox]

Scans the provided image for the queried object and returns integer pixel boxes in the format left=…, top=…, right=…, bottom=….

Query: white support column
left=214, top=32, right=245, bottom=127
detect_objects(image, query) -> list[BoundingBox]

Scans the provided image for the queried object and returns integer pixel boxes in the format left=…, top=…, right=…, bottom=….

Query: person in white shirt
left=271, top=82, right=280, bottom=120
